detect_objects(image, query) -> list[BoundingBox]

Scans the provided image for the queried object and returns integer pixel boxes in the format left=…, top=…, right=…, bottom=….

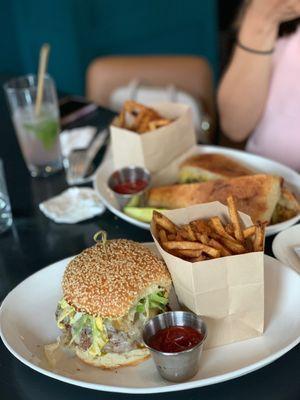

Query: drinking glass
left=4, top=74, right=63, bottom=177
left=0, top=159, right=12, bottom=233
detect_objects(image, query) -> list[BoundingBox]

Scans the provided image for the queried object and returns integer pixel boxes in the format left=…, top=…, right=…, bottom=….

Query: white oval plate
left=1, top=243, right=300, bottom=394
left=272, top=224, right=300, bottom=274
left=94, top=145, right=300, bottom=236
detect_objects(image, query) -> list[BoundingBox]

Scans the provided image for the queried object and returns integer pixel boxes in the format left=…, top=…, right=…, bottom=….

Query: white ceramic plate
left=1, top=243, right=300, bottom=394
left=93, top=145, right=300, bottom=236
left=272, top=224, right=300, bottom=274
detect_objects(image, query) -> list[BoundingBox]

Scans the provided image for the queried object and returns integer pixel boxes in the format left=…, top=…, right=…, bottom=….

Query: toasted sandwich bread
left=179, top=153, right=254, bottom=183
left=271, top=188, right=300, bottom=224
left=148, top=174, right=282, bottom=223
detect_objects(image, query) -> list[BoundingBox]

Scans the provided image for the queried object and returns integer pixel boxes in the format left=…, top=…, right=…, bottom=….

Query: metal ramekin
left=142, top=311, right=207, bottom=382
left=107, top=165, right=151, bottom=208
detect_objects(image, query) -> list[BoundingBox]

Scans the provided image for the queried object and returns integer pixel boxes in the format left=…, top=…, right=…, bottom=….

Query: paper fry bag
left=150, top=202, right=264, bottom=349
left=110, top=102, right=196, bottom=174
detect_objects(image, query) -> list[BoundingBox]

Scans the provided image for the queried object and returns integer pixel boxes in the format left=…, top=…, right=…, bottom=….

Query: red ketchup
left=148, top=326, right=203, bottom=353
left=113, top=179, right=148, bottom=195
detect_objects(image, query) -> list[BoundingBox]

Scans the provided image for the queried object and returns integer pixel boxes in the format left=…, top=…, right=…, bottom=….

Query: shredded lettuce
left=56, top=299, right=76, bottom=329
left=88, top=317, right=108, bottom=356
left=69, top=314, right=87, bottom=344
left=149, top=292, right=169, bottom=310
left=135, top=290, right=168, bottom=317
left=56, top=299, right=108, bottom=357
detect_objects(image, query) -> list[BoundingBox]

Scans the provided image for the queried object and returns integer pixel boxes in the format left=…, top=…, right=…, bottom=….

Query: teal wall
left=0, top=0, right=218, bottom=95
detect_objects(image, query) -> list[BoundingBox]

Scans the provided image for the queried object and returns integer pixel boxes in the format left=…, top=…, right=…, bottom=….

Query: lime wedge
left=24, top=118, right=59, bottom=150
left=123, top=207, right=167, bottom=223
left=126, top=195, right=141, bottom=207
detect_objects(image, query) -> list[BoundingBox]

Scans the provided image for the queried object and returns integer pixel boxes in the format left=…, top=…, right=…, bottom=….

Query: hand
left=248, top=0, right=300, bottom=27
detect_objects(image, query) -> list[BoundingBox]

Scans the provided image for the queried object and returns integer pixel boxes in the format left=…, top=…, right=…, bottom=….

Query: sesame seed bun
left=62, top=239, right=171, bottom=319
left=76, top=347, right=150, bottom=369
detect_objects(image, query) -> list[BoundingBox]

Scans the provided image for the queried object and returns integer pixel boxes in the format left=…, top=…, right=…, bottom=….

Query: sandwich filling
left=56, top=286, right=168, bottom=358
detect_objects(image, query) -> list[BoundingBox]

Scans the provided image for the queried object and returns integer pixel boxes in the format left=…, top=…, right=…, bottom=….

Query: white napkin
left=60, top=126, right=97, bottom=157
left=39, top=187, right=105, bottom=223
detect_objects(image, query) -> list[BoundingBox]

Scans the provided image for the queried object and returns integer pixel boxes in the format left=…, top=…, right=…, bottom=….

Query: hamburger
left=55, top=239, right=171, bottom=369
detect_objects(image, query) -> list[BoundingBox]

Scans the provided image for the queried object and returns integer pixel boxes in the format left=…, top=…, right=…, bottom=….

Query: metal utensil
left=66, top=128, right=109, bottom=185
left=143, top=311, right=207, bottom=382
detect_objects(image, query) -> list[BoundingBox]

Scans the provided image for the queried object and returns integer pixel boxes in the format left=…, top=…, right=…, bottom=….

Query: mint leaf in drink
left=24, top=119, right=59, bottom=150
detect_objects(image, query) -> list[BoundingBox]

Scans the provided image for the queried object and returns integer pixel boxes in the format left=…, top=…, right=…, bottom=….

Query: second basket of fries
left=110, top=101, right=196, bottom=173
left=150, top=196, right=265, bottom=349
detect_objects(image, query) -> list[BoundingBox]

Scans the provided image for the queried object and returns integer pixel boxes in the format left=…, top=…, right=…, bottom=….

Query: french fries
left=189, top=255, right=208, bottom=262
left=153, top=211, right=177, bottom=234
left=114, top=101, right=173, bottom=133
left=177, top=249, right=203, bottom=258
left=158, top=229, right=168, bottom=244
left=148, top=119, right=171, bottom=131
left=253, top=223, right=266, bottom=252
left=243, top=226, right=256, bottom=239
left=225, top=223, right=234, bottom=236
left=227, top=195, right=244, bottom=242
left=153, top=196, right=265, bottom=262
left=178, top=224, right=197, bottom=241
left=191, top=219, right=211, bottom=235
left=197, top=233, right=209, bottom=245
left=167, top=233, right=176, bottom=241
left=210, top=216, right=236, bottom=242
left=163, top=241, right=221, bottom=258
left=208, top=238, right=232, bottom=257
left=215, top=235, right=246, bottom=254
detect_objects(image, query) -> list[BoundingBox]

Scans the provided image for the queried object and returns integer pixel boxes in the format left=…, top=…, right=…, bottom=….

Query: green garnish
left=123, top=206, right=167, bottom=223
left=149, top=292, right=169, bottom=310
left=135, top=290, right=168, bottom=315
left=56, top=299, right=108, bottom=357
left=24, top=118, right=59, bottom=150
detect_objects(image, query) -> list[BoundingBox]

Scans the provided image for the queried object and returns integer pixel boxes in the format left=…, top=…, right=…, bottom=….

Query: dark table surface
left=0, top=84, right=299, bottom=400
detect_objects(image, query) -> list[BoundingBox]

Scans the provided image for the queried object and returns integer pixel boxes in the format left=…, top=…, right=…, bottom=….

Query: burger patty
left=103, top=320, right=143, bottom=354
left=79, top=327, right=93, bottom=351
left=58, top=317, right=143, bottom=354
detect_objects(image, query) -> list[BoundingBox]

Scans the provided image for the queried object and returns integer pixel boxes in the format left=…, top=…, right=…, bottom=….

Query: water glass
left=0, top=160, right=12, bottom=233
left=4, top=74, right=63, bottom=177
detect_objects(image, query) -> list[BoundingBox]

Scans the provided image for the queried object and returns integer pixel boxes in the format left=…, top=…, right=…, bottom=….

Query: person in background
left=217, top=0, right=300, bottom=171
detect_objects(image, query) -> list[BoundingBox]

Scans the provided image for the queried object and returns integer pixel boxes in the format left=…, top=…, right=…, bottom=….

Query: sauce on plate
left=148, top=326, right=203, bottom=353
left=113, top=179, right=148, bottom=194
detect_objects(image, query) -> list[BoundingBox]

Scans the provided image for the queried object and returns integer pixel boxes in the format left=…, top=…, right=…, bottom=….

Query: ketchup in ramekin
left=107, top=166, right=151, bottom=208
left=113, top=179, right=148, bottom=195
left=148, top=326, right=204, bottom=353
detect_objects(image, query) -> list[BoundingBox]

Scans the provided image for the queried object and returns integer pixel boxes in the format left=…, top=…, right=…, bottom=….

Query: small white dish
left=94, top=145, right=300, bottom=236
left=272, top=224, right=300, bottom=274
left=1, top=244, right=300, bottom=394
